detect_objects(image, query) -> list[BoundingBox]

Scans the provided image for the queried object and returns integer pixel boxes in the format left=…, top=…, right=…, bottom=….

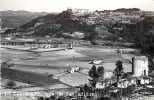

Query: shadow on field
left=1, top=68, right=68, bottom=86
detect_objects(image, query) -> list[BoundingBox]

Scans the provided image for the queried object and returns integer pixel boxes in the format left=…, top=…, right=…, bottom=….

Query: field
left=0, top=45, right=138, bottom=91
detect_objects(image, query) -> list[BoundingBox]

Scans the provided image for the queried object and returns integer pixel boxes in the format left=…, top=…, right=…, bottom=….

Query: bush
left=57, top=96, right=65, bottom=100
left=88, top=65, right=98, bottom=78
left=6, top=80, right=16, bottom=89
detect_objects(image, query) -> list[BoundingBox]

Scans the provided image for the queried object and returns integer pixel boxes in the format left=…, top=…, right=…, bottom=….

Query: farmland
left=0, top=45, right=138, bottom=89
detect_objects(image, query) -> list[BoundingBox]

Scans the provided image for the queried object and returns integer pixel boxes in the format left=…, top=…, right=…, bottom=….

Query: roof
left=133, top=56, right=148, bottom=61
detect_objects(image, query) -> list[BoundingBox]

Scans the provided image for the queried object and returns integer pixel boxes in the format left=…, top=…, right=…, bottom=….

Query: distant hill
left=4, top=8, right=153, bottom=43
left=0, top=10, right=47, bottom=28
left=17, top=10, right=96, bottom=40
left=13, top=8, right=144, bottom=39
left=2, top=9, right=154, bottom=55
left=114, top=8, right=140, bottom=12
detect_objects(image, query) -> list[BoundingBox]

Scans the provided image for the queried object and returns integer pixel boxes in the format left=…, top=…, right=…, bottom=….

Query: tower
left=132, top=56, right=149, bottom=77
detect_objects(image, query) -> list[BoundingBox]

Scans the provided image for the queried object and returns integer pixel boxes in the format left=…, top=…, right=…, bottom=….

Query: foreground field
left=1, top=46, right=138, bottom=89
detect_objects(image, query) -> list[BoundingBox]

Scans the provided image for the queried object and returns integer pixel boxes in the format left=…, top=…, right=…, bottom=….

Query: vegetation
left=88, top=65, right=98, bottom=79
left=3, top=9, right=99, bottom=44
left=108, top=16, right=154, bottom=56
left=0, top=10, right=47, bottom=28
left=107, top=15, right=154, bottom=71
left=97, top=66, right=104, bottom=78
left=135, top=16, right=154, bottom=56
left=3, top=9, right=154, bottom=52
left=6, top=80, right=16, bottom=89
left=88, top=65, right=105, bottom=87
left=114, top=60, right=123, bottom=81
left=88, top=65, right=98, bottom=87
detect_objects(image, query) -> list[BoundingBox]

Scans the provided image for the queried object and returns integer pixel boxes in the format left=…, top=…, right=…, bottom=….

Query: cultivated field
left=0, top=45, right=138, bottom=90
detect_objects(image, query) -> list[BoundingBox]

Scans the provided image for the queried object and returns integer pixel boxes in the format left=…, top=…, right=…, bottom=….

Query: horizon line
left=0, top=7, right=154, bottom=13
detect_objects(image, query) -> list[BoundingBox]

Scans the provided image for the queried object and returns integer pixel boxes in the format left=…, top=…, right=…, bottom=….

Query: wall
left=132, top=56, right=149, bottom=77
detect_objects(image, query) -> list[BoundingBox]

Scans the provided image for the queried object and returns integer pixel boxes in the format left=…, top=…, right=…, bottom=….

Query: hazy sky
left=0, top=0, right=154, bottom=12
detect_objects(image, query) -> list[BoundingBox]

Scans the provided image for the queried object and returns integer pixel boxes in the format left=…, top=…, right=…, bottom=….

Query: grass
left=1, top=46, right=137, bottom=88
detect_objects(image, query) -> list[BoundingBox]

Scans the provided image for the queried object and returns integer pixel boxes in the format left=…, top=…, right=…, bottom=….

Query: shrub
left=6, top=80, right=16, bottom=89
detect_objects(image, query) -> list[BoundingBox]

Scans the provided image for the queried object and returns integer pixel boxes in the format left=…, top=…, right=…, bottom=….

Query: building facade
left=132, top=56, right=149, bottom=77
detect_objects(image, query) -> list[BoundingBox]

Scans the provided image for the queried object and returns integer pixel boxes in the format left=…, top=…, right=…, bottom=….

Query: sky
left=0, top=0, right=154, bottom=12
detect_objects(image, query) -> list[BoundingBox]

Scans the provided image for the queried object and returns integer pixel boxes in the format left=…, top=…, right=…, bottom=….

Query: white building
left=132, top=56, right=149, bottom=77
left=71, top=8, right=92, bottom=16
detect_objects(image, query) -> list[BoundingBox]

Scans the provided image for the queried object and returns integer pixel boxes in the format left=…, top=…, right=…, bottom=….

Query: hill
left=15, top=9, right=97, bottom=43
left=0, top=10, right=47, bottom=28
left=3, top=9, right=154, bottom=55
left=13, top=8, right=144, bottom=41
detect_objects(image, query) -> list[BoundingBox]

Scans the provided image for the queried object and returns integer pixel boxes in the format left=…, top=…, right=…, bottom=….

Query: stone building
left=132, top=56, right=149, bottom=77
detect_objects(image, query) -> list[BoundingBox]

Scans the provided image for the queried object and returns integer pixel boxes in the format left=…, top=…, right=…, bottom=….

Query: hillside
left=13, top=8, right=144, bottom=41
left=0, top=10, right=47, bottom=28
left=3, top=9, right=154, bottom=55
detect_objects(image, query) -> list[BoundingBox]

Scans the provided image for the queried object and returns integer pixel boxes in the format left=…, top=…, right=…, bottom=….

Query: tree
left=148, top=56, right=154, bottom=72
left=88, top=65, right=98, bottom=78
left=83, top=24, right=98, bottom=45
left=6, top=80, right=16, bottom=89
left=114, top=60, right=123, bottom=82
left=89, top=78, right=97, bottom=88
left=57, top=96, right=65, bottom=100
left=88, top=65, right=99, bottom=88
left=88, top=65, right=105, bottom=88
left=83, top=84, right=91, bottom=92
left=97, top=66, right=104, bottom=78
